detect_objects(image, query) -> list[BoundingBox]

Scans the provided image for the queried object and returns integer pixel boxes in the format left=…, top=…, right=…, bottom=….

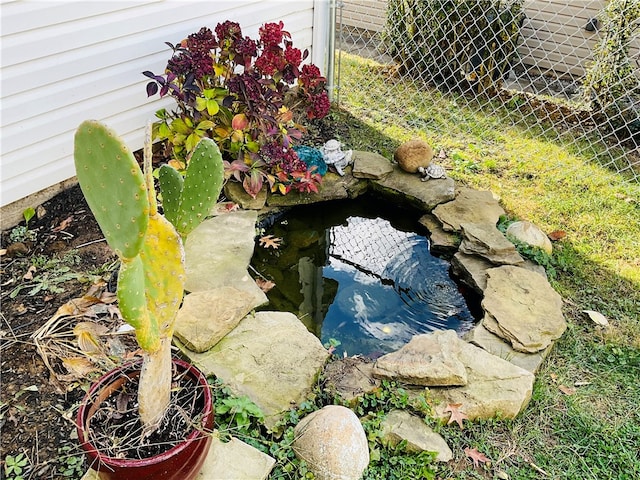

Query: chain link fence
left=333, top=0, right=640, bottom=182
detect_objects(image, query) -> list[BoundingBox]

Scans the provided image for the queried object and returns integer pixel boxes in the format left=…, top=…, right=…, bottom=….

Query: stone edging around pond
left=86, top=151, right=567, bottom=479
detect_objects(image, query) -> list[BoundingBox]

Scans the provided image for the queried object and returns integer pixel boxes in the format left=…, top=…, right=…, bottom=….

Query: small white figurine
left=417, top=163, right=447, bottom=181
left=321, top=139, right=353, bottom=176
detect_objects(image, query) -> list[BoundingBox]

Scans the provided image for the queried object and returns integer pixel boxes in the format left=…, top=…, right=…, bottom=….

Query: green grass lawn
left=331, top=53, right=640, bottom=479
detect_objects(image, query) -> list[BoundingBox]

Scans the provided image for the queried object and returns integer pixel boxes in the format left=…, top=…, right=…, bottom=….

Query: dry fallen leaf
left=256, top=278, right=276, bottom=293
left=444, top=403, right=468, bottom=429
left=548, top=230, right=567, bottom=241
left=550, top=372, right=558, bottom=383
left=558, top=384, right=576, bottom=395
left=464, top=447, right=490, bottom=468
left=52, top=216, right=73, bottom=232
left=582, top=310, right=609, bottom=327
left=61, top=357, right=99, bottom=379
left=23, top=265, right=37, bottom=281
left=259, top=235, right=282, bottom=249
left=0, top=248, right=7, bottom=256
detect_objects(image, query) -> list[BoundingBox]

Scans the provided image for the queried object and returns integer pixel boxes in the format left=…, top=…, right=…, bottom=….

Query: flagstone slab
left=372, top=165, right=455, bottom=211
left=459, top=222, right=524, bottom=265
left=179, top=311, right=330, bottom=431
left=197, top=433, right=275, bottom=480
left=184, top=210, right=258, bottom=293
left=223, top=182, right=268, bottom=210
left=450, top=252, right=493, bottom=293
left=266, top=170, right=367, bottom=207
left=482, top=266, right=566, bottom=353
left=427, top=339, right=535, bottom=421
left=464, top=323, right=552, bottom=374
left=380, top=410, right=453, bottom=462
left=418, top=213, right=460, bottom=255
left=174, top=286, right=268, bottom=353
left=352, top=150, right=394, bottom=179
left=432, top=188, right=504, bottom=232
left=373, top=331, right=468, bottom=386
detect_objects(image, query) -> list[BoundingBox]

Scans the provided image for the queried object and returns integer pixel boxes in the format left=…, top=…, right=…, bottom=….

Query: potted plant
left=73, top=119, right=223, bottom=479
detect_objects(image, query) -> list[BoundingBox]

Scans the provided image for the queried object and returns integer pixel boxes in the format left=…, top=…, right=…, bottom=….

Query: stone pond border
left=85, top=151, right=567, bottom=479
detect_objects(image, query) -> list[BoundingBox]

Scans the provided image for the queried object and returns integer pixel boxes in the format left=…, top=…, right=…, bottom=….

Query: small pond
left=252, top=195, right=480, bottom=357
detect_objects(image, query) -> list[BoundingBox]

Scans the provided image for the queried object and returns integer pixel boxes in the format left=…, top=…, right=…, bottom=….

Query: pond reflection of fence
left=329, top=216, right=415, bottom=281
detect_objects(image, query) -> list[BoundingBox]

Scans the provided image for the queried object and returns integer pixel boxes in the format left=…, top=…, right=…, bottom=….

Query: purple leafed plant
left=144, top=21, right=330, bottom=198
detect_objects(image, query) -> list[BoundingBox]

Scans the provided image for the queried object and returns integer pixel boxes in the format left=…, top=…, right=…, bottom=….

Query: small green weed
left=212, top=379, right=264, bottom=440
left=8, top=225, right=37, bottom=243
left=9, top=252, right=83, bottom=298
left=8, top=208, right=38, bottom=243
left=364, top=441, right=436, bottom=480
left=3, top=452, right=29, bottom=480
left=355, top=382, right=437, bottom=480
left=57, top=445, right=85, bottom=478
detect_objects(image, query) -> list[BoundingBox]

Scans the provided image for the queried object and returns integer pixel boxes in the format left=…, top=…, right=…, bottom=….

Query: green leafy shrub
left=144, top=21, right=329, bottom=198
left=583, top=0, right=640, bottom=142
left=385, top=0, right=524, bottom=93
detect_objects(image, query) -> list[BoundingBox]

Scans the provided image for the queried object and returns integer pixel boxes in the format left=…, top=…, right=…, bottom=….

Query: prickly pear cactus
left=74, top=120, right=185, bottom=354
left=159, top=137, right=224, bottom=238
left=74, top=120, right=148, bottom=259
left=74, top=120, right=186, bottom=430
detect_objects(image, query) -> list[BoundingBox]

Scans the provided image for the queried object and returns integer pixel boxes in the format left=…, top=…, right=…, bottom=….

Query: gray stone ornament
left=321, top=139, right=353, bottom=176
left=418, top=163, right=447, bottom=181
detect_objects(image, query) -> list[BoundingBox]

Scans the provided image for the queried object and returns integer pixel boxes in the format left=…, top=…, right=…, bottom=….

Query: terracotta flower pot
left=76, top=358, right=213, bottom=480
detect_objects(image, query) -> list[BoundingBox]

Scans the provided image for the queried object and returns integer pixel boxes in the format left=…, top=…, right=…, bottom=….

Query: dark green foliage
left=583, top=0, right=640, bottom=142
left=384, top=0, right=524, bottom=93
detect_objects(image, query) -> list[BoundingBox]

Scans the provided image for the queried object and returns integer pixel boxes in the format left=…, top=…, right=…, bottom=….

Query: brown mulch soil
left=1, top=184, right=116, bottom=479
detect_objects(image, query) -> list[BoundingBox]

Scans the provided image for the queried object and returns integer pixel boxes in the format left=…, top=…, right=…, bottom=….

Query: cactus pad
left=159, top=138, right=224, bottom=238
left=74, top=120, right=148, bottom=259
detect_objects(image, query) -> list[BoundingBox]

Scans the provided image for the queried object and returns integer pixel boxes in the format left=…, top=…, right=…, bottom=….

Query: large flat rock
left=432, top=188, right=504, bottom=232
left=179, top=311, right=330, bottom=431
left=482, top=266, right=566, bottom=353
left=372, top=331, right=468, bottom=386
left=459, top=222, right=524, bottom=266
left=352, top=150, right=394, bottom=179
left=428, top=339, right=535, bottom=421
left=174, top=286, right=268, bottom=353
left=198, top=433, right=275, bottom=479
left=184, top=210, right=258, bottom=293
left=372, top=165, right=455, bottom=211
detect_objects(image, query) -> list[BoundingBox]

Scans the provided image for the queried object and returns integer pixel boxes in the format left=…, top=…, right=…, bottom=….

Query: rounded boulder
left=506, top=220, right=553, bottom=255
left=394, top=139, right=434, bottom=173
left=293, top=405, right=369, bottom=480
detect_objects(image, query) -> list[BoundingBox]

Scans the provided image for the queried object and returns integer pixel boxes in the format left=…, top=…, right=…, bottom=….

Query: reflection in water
left=252, top=197, right=478, bottom=357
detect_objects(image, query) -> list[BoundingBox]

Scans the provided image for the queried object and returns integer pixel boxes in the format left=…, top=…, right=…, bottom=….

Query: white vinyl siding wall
left=0, top=0, right=326, bottom=212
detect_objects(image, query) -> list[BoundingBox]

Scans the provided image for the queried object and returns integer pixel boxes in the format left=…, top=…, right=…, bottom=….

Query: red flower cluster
left=259, top=21, right=286, bottom=47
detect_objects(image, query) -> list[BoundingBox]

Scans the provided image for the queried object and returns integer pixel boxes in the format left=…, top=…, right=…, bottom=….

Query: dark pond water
left=252, top=195, right=480, bottom=357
